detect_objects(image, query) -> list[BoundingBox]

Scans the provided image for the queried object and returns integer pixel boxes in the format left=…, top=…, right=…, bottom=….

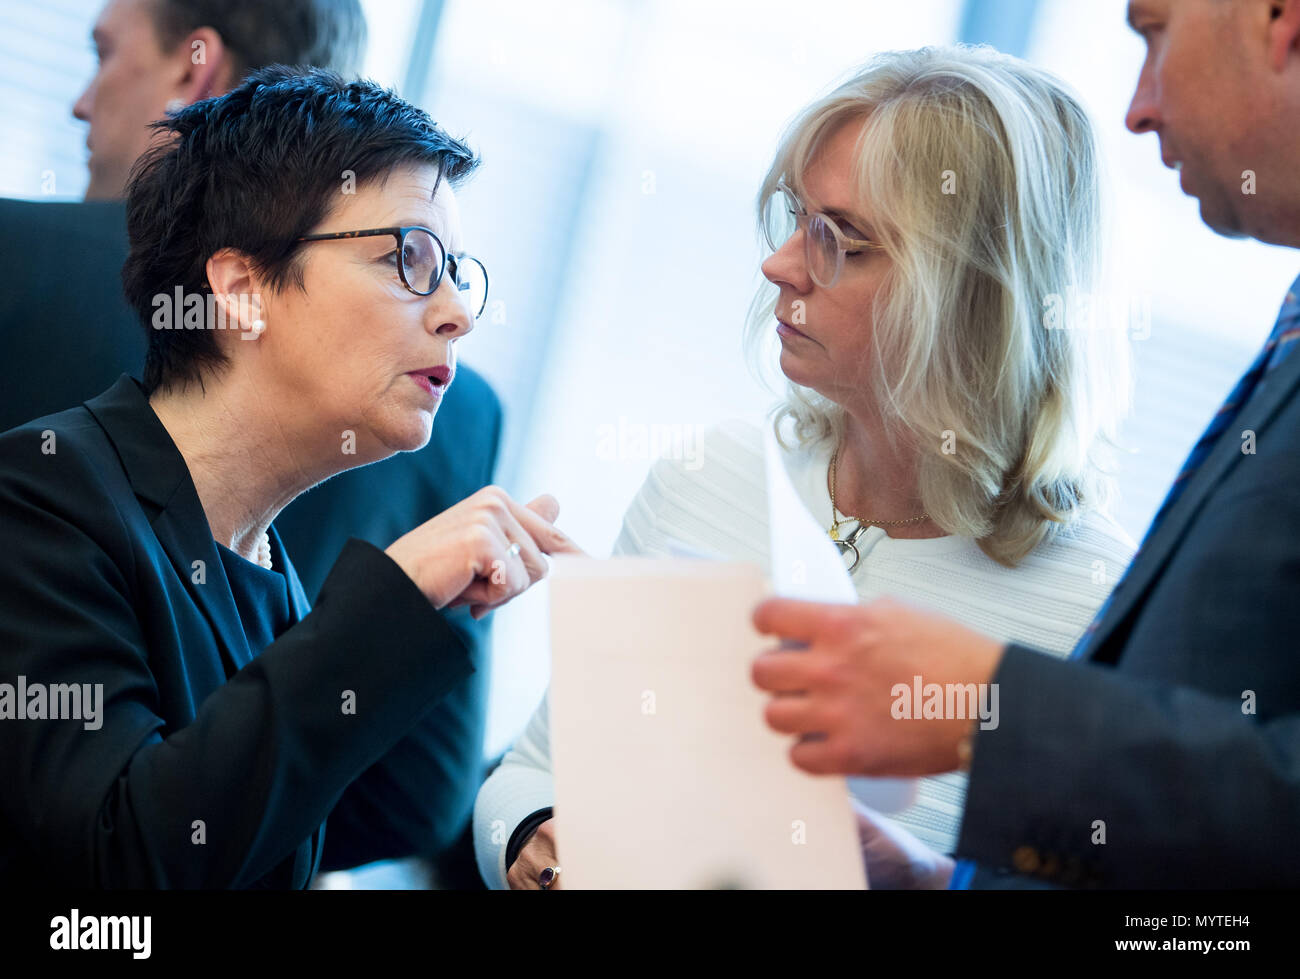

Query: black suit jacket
left=956, top=313, right=1300, bottom=888
left=0, top=375, right=479, bottom=887
left=0, top=196, right=503, bottom=867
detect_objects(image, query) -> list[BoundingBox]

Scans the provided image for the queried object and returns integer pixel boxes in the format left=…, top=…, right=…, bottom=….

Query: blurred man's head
left=1125, top=0, right=1300, bottom=247
left=73, top=0, right=366, bottom=201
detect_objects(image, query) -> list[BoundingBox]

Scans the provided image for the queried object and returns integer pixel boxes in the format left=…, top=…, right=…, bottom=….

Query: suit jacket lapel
left=83, top=375, right=254, bottom=675
left=1086, top=343, right=1300, bottom=663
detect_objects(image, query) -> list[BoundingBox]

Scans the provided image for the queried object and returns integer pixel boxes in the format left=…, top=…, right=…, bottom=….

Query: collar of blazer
left=1083, top=334, right=1300, bottom=664
left=82, top=374, right=311, bottom=673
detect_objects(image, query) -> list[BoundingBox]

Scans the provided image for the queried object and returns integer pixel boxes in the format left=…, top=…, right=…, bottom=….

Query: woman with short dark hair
left=0, top=67, right=576, bottom=888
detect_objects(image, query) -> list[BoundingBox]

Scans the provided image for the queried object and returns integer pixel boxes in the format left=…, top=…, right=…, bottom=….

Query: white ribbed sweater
left=473, top=419, right=1135, bottom=887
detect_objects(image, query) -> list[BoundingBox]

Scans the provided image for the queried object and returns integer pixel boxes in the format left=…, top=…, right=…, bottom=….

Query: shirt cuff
left=505, top=807, right=554, bottom=871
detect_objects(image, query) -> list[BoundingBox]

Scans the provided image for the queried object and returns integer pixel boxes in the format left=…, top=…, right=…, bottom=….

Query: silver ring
left=506, top=542, right=521, bottom=560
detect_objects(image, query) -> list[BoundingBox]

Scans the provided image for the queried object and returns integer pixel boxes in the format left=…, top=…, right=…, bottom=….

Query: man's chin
left=81, top=158, right=127, bottom=201
left=1197, top=196, right=1250, bottom=241
left=82, top=181, right=113, bottom=202
left=1203, top=215, right=1251, bottom=241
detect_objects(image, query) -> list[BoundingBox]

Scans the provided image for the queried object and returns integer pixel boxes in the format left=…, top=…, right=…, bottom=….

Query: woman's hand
left=506, top=818, right=561, bottom=890
left=385, top=487, right=583, bottom=618
left=852, top=798, right=954, bottom=889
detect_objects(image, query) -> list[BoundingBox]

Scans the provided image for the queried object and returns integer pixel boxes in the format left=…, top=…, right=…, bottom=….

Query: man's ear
left=166, top=27, right=235, bottom=106
left=205, top=249, right=267, bottom=340
left=1267, top=0, right=1300, bottom=73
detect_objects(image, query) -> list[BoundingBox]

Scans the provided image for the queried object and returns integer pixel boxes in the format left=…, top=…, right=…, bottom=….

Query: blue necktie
left=1069, top=273, right=1300, bottom=661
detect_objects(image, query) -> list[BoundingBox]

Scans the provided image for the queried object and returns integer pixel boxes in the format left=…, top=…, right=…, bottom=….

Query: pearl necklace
left=255, top=531, right=272, bottom=571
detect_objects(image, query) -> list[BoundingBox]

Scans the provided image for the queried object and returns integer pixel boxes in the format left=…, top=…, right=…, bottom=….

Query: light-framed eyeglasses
left=760, top=177, right=885, bottom=288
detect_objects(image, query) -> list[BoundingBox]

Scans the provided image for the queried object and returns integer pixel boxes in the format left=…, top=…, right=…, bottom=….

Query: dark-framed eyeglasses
left=295, top=225, right=489, bottom=318
left=760, top=177, right=884, bottom=289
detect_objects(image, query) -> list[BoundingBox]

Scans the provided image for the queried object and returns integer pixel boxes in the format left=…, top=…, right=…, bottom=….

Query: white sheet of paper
left=762, top=425, right=859, bottom=604
left=762, top=427, right=918, bottom=815
left=548, top=557, right=866, bottom=889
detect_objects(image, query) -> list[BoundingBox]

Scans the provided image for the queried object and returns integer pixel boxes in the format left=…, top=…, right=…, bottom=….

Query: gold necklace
left=827, top=445, right=928, bottom=573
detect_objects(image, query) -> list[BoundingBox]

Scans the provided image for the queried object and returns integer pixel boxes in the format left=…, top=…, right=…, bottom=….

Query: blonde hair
left=747, top=45, right=1130, bottom=567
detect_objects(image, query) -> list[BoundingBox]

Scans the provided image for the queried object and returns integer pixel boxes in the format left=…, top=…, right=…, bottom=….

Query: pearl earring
left=165, top=98, right=186, bottom=114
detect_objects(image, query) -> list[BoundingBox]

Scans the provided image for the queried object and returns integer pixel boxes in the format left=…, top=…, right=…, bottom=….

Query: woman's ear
left=205, top=249, right=266, bottom=340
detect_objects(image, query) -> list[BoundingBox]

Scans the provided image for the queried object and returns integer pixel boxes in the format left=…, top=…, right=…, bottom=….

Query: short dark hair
left=148, top=0, right=368, bottom=79
left=122, top=66, right=479, bottom=394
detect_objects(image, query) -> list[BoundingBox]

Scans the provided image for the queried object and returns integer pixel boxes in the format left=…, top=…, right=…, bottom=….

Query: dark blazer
left=0, top=196, right=504, bottom=867
left=0, top=375, right=477, bottom=887
left=956, top=315, right=1300, bottom=888
left=0, top=198, right=147, bottom=432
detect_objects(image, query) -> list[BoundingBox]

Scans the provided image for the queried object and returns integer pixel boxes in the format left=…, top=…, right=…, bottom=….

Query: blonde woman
left=474, top=45, right=1136, bottom=889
